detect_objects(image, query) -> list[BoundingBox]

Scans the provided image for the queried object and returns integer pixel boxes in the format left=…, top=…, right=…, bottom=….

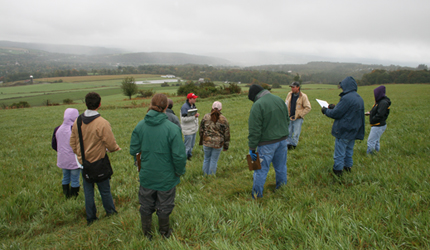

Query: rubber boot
left=158, top=216, right=172, bottom=239
left=62, top=184, right=70, bottom=199
left=141, top=215, right=153, bottom=240
left=70, top=186, right=80, bottom=198
left=333, top=169, right=343, bottom=177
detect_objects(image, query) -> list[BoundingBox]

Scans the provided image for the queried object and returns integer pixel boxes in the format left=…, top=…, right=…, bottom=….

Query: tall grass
left=1, top=84, right=429, bottom=249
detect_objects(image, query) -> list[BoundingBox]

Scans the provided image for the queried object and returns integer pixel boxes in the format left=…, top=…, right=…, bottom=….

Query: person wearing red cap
left=180, top=93, right=200, bottom=160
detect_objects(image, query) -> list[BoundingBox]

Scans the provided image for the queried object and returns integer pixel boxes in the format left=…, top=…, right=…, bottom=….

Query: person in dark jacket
left=366, top=85, right=391, bottom=154
left=321, top=76, right=365, bottom=177
left=166, top=98, right=181, bottom=129
left=130, top=93, right=187, bottom=239
left=248, top=84, right=290, bottom=198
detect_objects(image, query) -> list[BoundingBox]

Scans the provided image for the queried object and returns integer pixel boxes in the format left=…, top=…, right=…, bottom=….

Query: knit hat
left=148, top=93, right=168, bottom=112
left=248, top=84, right=264, bottom=102
left=212, top=101, right=222, bottom=110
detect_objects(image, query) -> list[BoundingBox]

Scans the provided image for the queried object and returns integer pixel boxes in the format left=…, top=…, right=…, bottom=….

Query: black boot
left=158, top=216, right=172, bottom=239
left=70, top=186, right=80, bottom=198
left=141, top=215, right=153, bottom=240
left=62, top=184, right=70, bottom=199
left=333, top=169, right=343, bottom=177
left=344, top=167, right=352, bottom=173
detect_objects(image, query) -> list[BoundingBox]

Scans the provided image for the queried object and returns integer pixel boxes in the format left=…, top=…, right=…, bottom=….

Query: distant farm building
left=161, top=75, right=175, bottom=78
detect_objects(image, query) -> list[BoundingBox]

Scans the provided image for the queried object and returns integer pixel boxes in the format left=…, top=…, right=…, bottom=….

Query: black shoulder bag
left=77, top=116, right=113, bottom=183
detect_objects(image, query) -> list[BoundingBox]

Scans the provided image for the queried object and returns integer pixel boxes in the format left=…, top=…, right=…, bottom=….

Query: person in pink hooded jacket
left=52, top=108, right=81, bottom=199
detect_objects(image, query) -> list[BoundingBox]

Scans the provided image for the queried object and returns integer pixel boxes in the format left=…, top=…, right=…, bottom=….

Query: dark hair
left=167, top=98, right=173, bottom=109
left=85, top=92, right=101, bottom=110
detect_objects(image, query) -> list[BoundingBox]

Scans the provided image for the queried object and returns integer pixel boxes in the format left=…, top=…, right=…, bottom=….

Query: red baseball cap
left=187, top=93, right=198, bottom=99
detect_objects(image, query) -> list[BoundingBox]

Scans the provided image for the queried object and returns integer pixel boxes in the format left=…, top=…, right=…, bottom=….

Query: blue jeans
left=286, top=118, right=304, bottom=147
left=83, top=177, right=117, bottom=222
left=62, top=169, right=81, bottom=187
left=184, top=133, right=196, bottom=158
left=202, top=146, right=223, bottom=175
left=252, top=139, right=288, bottom=198
left=367, top=125, right=387, bottom=154
left=333, top=138, right=356, bottom=171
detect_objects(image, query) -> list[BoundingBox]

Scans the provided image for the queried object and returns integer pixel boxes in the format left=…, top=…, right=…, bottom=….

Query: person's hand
left=321, top=107, right=327, bottom=115
left=290, top=116, right=296, bottom=121
left=328, top=104, right=335, bottom=109
left=195, top=113, right=200, bottom=117
left=365, top=111, right=370, bottom=116
left=249, top=150, right=257, bottom=161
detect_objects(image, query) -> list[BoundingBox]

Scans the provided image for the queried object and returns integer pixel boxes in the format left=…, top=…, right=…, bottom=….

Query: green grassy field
left=1, top=83, right=429, bottom=249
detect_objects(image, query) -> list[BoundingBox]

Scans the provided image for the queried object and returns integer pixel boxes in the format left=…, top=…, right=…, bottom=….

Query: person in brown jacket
left=199, top=101, right=230, bottom=175
left=70, top=92, right=121, bottom=226
left=285, top=82, right=311, bottom=149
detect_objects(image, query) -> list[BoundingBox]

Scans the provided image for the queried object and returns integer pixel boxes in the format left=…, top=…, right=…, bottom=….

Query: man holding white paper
left=321, top=76, right=365, bottom=177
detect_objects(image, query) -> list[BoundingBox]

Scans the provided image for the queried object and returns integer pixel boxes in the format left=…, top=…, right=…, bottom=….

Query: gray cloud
left=1, top=0, right=429, bottom=66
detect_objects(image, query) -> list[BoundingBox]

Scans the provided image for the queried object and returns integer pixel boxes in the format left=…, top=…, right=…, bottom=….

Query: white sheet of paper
left=316, top=99, right=329, bottom=108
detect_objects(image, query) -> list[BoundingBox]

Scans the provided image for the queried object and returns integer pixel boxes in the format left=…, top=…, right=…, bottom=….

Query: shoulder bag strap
left=77, top=116, right=86, bottom=163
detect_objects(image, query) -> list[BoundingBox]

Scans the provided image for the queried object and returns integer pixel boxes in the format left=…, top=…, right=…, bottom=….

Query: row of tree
left=359, top=69, right=430, bottom=85
left=3, top=63, right=430, bottom=86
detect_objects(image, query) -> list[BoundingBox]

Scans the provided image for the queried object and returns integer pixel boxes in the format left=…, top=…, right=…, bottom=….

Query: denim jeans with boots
left=333, top=138, right=356, bottom=172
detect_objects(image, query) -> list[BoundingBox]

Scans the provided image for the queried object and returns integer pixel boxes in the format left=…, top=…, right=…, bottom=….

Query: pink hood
left=56, top=108, right=80, bottom=169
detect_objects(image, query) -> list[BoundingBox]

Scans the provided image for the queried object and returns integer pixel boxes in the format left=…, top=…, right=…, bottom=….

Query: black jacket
left=369, top=96, right=391, bottom=126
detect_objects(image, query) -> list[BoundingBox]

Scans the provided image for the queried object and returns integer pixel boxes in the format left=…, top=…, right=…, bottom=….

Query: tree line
left=359, top=68, right=430, bottom=85
left=2, top=63, right=429, bottom=86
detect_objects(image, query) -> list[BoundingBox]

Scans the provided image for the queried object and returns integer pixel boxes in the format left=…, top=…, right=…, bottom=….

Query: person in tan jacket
left=70, top=92, right=121, bottom=225
left=285, top=82, right=311, bottom=149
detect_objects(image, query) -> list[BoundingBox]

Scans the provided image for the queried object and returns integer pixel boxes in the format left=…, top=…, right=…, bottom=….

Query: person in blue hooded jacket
left=321, top=76, right=365, bottom=177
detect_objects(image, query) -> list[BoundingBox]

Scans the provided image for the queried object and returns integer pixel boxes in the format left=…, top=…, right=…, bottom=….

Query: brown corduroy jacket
left=285, top=91, right=312, bottom=120
left=70, top=115, right=120, bottom=164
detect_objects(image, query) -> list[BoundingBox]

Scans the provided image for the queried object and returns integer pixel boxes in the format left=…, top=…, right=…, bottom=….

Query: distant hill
left=0, top=40, right=125, bottom=55
left=0, top=41, right=232, bottom=71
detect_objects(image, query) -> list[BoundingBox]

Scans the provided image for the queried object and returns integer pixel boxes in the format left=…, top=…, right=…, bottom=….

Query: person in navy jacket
left=321, top=76, right=365, bottom=177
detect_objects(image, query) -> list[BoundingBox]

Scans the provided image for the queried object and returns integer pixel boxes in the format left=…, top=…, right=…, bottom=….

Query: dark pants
left=83, top=177, right=117, bottom=222
left=139, top=186, right=176, bottom=217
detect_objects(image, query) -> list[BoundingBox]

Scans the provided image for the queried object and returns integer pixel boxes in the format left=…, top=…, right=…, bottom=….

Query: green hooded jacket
left=130, top=110, right=187, bottom=191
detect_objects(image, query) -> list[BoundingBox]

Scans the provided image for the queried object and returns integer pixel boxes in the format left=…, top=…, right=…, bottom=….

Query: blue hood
left=339, top=76, right=357, bottom=94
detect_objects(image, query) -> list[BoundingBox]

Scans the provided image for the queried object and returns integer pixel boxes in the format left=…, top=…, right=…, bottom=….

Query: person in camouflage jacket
left=199, top=101, right=230, bottom=175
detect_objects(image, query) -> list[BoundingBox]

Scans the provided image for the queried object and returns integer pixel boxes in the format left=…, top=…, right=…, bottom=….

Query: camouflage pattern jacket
left=199, top=112, right=230, bottom=150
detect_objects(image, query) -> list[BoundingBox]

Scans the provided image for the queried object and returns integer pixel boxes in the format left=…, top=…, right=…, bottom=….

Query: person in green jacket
left=130, top=93, right=187, bottom=239
left=248, top=84, right=290, bottom=198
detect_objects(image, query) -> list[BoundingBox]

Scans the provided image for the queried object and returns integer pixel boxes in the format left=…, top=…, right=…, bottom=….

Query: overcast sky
left=1, top=0, right=429, bottom=66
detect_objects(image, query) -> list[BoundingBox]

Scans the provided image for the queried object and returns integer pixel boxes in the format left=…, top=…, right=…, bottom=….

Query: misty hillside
left=0, top=40, right=125, bottom=55
left=0, top=41, right=231, bottom=66
left=87, top=52, right=231, bottom=66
